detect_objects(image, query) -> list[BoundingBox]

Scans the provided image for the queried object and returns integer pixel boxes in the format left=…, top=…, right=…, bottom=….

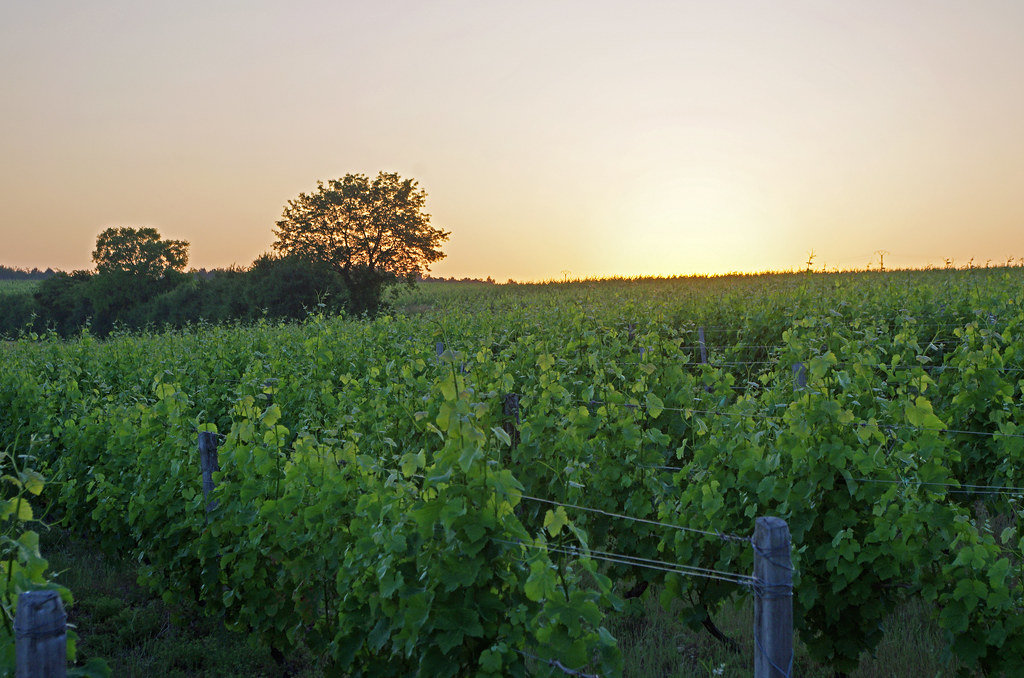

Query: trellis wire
left=515, top=649, right=601, bottom=678
left=572, top=398, right=1024, bottom=441
left=495, top=538, right=757, bottom=588
left=640, top=466, right=1024, bottom=497
left=754, top=633, right=794, bottom=678
left=516, top=493, right=751, bottom=543
left=853, top=478, right=1024, bottom=496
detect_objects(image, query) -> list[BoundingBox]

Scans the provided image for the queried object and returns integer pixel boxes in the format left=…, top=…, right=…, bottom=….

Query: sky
left=2, top=1, right=1024, bottom=281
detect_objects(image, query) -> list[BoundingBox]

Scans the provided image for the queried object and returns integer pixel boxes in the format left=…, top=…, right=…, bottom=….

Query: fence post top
left=755, top=516, right=788, bottom=531
left=14, top=589, right=62, bottom=607
left=14, top=589, right=66, bottom=634
left=198, top=430, right=219, bottom=452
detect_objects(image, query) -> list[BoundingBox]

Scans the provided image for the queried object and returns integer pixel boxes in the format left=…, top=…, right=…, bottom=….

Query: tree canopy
left=272, top=172, right=449, bottom=285
left=92, top=227, right=189, bottom=278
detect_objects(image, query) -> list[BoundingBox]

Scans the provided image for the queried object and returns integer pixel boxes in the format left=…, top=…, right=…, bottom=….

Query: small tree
left=92, top=227, right=189, bottom=278
left=272, top=172, right=449, bottom=314
left=89, top=227, right=190, bottom=331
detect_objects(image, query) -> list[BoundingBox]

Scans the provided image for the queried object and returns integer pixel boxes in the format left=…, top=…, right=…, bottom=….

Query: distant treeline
left=0, top=256, right=379, bottom=338
left=0, top=265, right=56, bottom=281
left=0, top=265, right=502, bottom=340
left=420, top=274, right=496, bottom=284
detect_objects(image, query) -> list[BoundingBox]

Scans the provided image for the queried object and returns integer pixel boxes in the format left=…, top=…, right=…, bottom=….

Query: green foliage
left=0, top=441, right=110, bottom=677
left=43, top=529, right=305, bottom=678
left=31, top=271, right=94, bottom=336
left=11, top=265, right=343, bottom=339
left=0, top=289, right=40, bottom=338
left=3, top=269, right=1024, bottom=675
left=246, top=254, right=348, bottom=319
left=0, top=446, right=56, bottom=653
left=0, top=281, right=39, bottom=297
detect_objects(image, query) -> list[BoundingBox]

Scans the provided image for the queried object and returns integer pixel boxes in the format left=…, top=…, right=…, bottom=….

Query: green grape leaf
left=544, top=506, right=570, bottom=537
left=645, top=393, right=664, bottom=419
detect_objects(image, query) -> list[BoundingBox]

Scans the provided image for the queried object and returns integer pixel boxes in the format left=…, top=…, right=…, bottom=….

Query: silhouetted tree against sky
left=272, top=172, right=449, bottom=313
left=92, top=226, right=189, bottom=278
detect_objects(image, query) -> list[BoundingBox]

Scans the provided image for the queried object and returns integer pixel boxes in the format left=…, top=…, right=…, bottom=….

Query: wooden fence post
left=697, top=327, right=714, bottom=393
left=754, top=516, right=793, bottom=678
left=792, top=363, right=807, bottom=391
left=15, top=589, right=66, bottom=678
left=198, top=431, right=220, bottom=513
left=503, top=393, right=520, bottom=449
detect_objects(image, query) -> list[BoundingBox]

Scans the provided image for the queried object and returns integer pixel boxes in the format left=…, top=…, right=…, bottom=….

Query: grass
left=42, top=529, right=321, bottom=678
left=611, top=589, right=961, bottom=677
left=0, top=280, right=38, bottom=296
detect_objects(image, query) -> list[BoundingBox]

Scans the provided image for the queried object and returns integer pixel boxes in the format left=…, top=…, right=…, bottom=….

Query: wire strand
left=854, top=478, right=1024, bottom=495
left=495, top=538, right=757, bottom=588
left=516, top=493, right=752, bottom=543
left=516, top=649, right=601, bottom=678
left=573, top=399, right=1024, bottom=441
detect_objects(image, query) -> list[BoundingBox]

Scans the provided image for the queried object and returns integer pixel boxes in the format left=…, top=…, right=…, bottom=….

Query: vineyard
left=2, top=269, right=1024, bottom=676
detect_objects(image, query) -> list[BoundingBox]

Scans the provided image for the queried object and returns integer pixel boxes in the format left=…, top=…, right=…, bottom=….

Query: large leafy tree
left=92, top=226, right=189, bottom=278
left=272, top=172, right=449, bottom=312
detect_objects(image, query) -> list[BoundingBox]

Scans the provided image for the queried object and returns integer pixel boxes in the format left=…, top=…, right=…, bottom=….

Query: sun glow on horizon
left=1, top=1, right=1023, bottom=281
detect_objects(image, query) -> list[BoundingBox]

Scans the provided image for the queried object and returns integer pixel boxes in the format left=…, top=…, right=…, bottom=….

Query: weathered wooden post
left=15, top=589, right=66, bottom=678
left=503, top=393, right=520, bottom=449
left=792, top=363, right=807, bottom=391
left=697, top=327, right=714, bottom=393
left=198, top=431, right=220, bottom=513
left=754, top=516, right=793, bottom=678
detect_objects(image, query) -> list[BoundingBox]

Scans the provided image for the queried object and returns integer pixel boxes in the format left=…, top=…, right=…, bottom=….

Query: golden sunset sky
left=2, top=1, right=1023, bottom=281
